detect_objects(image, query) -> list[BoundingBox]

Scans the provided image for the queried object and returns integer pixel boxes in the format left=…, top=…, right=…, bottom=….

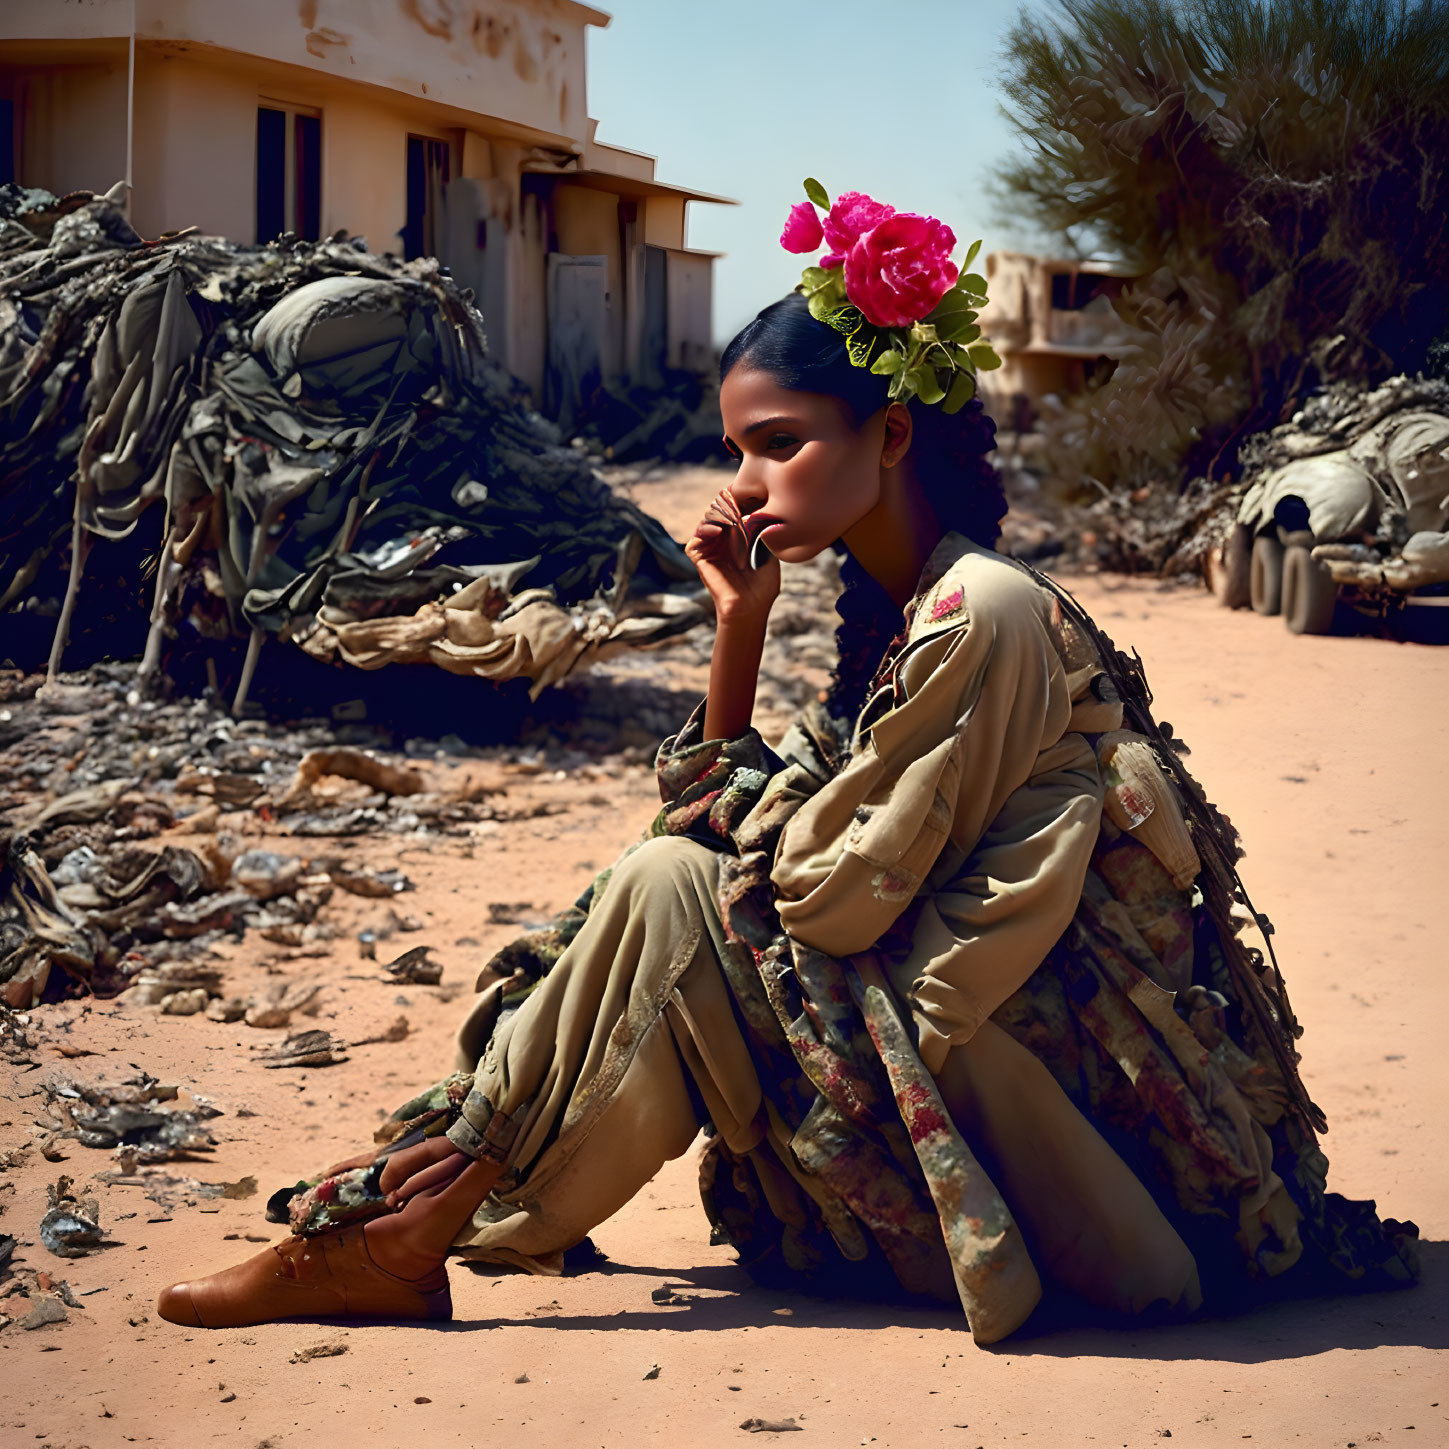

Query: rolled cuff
left=445, top=1088, right=524, bottom=1165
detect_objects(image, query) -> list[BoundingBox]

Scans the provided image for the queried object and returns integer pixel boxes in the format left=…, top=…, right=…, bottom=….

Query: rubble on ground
left=0, top=184, right=707, bottom=703
left=36, top=1070, right=221, bottom=1162
left=38, top=1175, right=103, bottom=1257
left=569, top=373, right=727, bottom=465
left=0, top=659, right=595, bottom=1007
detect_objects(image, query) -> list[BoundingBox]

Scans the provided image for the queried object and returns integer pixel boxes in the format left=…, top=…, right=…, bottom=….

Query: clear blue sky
left=586, top=0, right=1047, bottom=346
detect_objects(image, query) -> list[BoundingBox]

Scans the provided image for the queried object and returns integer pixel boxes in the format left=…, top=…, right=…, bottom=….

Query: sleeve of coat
left=768, top=571, right=1103, bottom=1070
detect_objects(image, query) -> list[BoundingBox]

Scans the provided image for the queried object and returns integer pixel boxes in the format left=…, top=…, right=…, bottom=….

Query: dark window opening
left=257, top=105, right=321, bottom=244
left=294, top=113, right=321, bottom=241
left=1050, top=270, right=1124, bottom=311
left=0, top=100, right=15, bottom=187
left=403, top=136, right=450, bottom=260
left=256, top=106, right=286, bottom=243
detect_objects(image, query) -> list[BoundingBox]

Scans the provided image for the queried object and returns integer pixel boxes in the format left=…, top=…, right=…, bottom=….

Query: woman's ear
left=880, top=402, right=914, bottom=469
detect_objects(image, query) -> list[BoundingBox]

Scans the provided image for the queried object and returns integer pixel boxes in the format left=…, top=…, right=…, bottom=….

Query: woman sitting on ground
left=157, top=187, right=1418, bottom=1344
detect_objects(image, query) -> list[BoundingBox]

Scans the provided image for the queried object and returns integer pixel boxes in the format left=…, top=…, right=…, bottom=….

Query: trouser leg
left=446, top=836, right=761, bottom=1267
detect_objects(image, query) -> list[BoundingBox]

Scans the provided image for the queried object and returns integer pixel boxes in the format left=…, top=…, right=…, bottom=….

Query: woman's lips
left=744, top=514, right=784, bottom=569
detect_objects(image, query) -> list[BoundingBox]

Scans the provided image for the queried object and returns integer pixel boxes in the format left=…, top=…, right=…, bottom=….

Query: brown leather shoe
left=156, top=1226, right=452, bottom=1328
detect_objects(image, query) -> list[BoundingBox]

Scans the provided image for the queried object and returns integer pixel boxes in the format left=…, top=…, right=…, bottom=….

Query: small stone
left=158, top=988, right=210, bottom=1016
left=290, top=1341, right=348, bottom=1364
left=514, top=1373, right=530, bottom=1384
left=643, top=1363, right=661, bottom=1380
left=22, top=1297, right=68, bottom=1329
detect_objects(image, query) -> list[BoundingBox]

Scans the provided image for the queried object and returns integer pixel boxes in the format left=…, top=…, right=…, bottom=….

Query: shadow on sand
left=427, top=1239, right=1446, bottom=1363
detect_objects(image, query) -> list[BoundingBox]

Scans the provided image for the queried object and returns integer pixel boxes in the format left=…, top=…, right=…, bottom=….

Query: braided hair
left=721, top=292, right=1006, bottom=724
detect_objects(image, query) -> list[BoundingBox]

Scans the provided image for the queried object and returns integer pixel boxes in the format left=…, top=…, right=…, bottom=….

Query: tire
left=1208, top=523, right=1253, bottom=609
left=1250, top=533, right=1284, bottom=616
left=1282, top=544, right=1338, bottom=635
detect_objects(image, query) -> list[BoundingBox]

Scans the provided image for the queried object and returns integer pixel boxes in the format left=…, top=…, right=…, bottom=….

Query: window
left=256, top=104, right=321, bottom=243
left=1050, top=270, right=1123, bottom=312
left=0, top=99, right=14, bottom=187
left=402, top=135, right=451, bottom=260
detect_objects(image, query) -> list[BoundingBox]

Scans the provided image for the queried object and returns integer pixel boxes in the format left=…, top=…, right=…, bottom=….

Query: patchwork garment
left=282, top=533, right=1418, bottom=1343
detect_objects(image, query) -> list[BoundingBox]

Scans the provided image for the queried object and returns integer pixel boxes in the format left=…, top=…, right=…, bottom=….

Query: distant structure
left=976, top=250, right=1134, bottom=425
left=0, top=0, right=731, bottom=411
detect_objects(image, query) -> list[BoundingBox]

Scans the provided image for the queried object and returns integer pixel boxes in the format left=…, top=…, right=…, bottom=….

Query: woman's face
left=718, top=365, right=889, bottom=564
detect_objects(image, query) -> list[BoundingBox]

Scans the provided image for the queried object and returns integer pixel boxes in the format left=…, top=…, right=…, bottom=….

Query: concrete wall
left=318, top=89, right=428, bottom=254
left=151, top=0, right=592, bottom=146
left=643, top=194, right=684, bottom=249
left=127, top=47, right=465, bottom=247
left=130, top=49, right=257, bottom=241
left=1, top=55, right=128, bottom=198
left=1, top=0, right=135, bottom=41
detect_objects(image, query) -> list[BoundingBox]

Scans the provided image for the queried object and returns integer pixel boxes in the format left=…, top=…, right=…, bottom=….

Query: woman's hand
left=686, top=490, right=781, bottom=627
left=378, top=1134, right=469, bottom=1208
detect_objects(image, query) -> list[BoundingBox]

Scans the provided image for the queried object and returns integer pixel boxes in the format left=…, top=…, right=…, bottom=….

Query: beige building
left=0, top=0, right=730, bottom=410
left=976, top=250, right=1134, bottom=423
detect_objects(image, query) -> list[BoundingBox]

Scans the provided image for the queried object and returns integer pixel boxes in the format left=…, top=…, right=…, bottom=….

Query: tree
left=993, top=0, right=1449, bottom=493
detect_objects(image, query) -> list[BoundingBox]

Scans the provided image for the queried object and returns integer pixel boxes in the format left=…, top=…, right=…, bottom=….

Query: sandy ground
left=2, top=470, right=1446, bottom=1449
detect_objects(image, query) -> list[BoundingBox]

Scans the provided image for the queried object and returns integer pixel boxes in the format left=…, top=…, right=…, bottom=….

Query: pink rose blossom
left=779, top=201, right=824, bottom=254
left=821, top=191, right=896, bottom=268
left=843, top=212, right=959, bottom=328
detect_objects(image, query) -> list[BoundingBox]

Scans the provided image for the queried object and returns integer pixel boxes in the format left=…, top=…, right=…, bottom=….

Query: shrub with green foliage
left=993, top=0, right=1449, bottom=493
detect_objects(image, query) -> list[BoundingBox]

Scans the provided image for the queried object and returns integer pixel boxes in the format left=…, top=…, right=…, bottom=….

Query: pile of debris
left=569, top=373, right=727, bottom=466
left=0, top=184, right=706, bottom=706
left=0, top=663, right=525, bottom=1008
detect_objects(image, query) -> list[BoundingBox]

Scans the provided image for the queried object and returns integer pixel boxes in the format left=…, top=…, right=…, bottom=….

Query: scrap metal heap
left=0, top=184, right=706, bottom=706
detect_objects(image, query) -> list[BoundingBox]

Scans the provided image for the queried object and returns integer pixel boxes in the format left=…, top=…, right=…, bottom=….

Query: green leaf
left=962, top=238, right=982, bottom=271
left=926, top=290, right=979, bottom=342
left=914, top=367, right=947, bottom=405
left=822, top=303, right=866, bottom=339
left=942, top=370, right=977, bottom=414
left=806, top=289, right=836, bottom=325
left=803, top=177, right=830, bottom=210
left=960, top=272, right=988, bottom=297
left=966, top=339, right=1002, bottom=370
left=871, top=350, right=906, bottom=375
left=803, top=270, right=847, bottom=323
left=845, top=325, right=881, bottom=368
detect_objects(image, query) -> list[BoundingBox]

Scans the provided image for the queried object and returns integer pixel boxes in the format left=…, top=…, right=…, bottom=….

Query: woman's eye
left=766, top=433, right=797, bottom=452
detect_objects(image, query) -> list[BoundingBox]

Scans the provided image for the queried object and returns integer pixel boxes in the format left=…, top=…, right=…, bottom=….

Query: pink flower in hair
left=844, top=212, right=959, bottom=328
left=779, top=201, right=824, bottom=254
left=821, top=191, right=896, bottom=268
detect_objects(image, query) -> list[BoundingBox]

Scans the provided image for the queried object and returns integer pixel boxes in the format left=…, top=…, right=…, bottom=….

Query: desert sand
left=2, top=469, right=1445, bottom=1449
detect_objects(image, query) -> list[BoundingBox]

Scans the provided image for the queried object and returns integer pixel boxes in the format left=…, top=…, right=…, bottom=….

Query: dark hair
left=721, top=292, right=1007, bottom=724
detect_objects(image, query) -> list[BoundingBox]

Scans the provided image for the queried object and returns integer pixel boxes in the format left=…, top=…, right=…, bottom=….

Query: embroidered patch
left=871, top=865, right=919, bottom=904
left=928, top=587, right=964, bottom=623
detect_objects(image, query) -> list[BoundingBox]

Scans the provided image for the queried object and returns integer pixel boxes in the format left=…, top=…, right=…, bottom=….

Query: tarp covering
left=0, top=186, right=706, bottom=698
